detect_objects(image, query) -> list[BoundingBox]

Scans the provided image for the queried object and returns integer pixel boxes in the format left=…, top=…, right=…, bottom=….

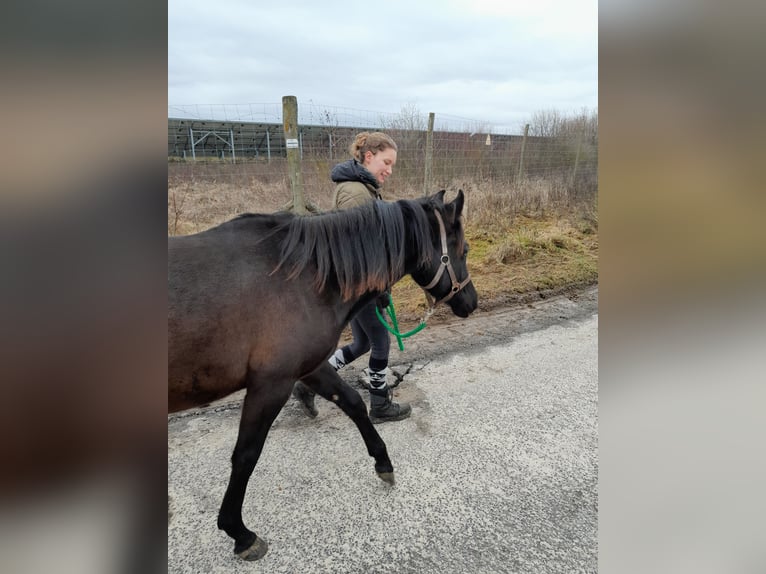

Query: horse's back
left=169, top=214, right=287, bottom=303
left=167, top=213, right=341, bottom=411
left=168, top=215, right=290, bottom=410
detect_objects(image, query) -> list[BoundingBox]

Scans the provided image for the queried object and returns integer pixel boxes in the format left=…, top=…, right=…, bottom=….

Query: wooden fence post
left=517, top=123, right=529, bottom=182
left=423, top=112, right=435, bottom=196
left=282, top=95, right=307, bottom=214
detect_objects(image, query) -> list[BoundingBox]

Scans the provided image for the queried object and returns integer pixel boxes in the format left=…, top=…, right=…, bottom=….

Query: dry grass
left=168, top=171, right=598, bottom=325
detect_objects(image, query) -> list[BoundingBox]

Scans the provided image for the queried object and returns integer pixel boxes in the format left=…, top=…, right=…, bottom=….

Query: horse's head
left=411, top=190, right=478, bottom=318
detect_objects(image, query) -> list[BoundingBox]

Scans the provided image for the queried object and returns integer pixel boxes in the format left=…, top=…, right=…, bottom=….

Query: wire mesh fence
left=168, top=99, right=597, bottom=230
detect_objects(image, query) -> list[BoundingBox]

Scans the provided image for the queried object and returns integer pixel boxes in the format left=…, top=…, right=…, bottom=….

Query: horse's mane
left=273, top=199, right=433, bottom=301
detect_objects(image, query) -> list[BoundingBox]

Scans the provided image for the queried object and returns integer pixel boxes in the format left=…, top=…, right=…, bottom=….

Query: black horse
left=168, top=190, right=478, bottom=560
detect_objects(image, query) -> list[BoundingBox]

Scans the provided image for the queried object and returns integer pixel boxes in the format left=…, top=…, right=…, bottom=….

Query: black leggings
left=341, top=299, right=390, bottom=372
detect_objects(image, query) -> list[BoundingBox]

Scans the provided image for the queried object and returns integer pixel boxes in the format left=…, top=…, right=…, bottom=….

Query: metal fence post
left=517, top=123, right=529, bottom=182
left=571, top=130, right=583, bottom=187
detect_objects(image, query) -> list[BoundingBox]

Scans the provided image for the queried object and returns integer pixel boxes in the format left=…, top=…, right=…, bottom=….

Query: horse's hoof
left=292, top=383, right=318, bottom=418
left=377, top=471, right=395, bottom=485
left=236, top=536, right=268, bottom=561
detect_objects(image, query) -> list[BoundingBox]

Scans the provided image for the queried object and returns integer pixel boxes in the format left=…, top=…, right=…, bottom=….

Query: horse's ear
left=434, top=189, right=447, bottom=205
left=444, top=189, right=465, bottom=224
left=453, top=189, right=464, bottom=217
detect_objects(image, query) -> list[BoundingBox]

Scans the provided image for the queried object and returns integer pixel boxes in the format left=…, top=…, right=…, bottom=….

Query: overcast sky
left=168, top=0, right=597, bottom=133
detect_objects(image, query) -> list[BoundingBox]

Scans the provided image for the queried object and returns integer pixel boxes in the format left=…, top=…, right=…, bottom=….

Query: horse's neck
left=401, top=225, right=426, bottom=281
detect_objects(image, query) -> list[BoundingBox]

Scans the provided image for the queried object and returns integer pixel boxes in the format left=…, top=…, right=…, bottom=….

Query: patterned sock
left=328, top=349, right=347, bottom=371
left=368, top=368, right=388, bottom=389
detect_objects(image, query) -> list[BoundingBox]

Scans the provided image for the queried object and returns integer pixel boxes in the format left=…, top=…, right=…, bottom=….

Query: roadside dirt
left=379, top=280, right=598, bottom=335
left=376, top=282, right=598, bottom=367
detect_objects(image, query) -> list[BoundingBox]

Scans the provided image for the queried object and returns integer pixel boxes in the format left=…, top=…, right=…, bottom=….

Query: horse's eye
left=463, top=243, right=470, bottom=257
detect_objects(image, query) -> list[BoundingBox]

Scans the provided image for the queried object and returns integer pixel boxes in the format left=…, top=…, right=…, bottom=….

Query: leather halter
left=421, top=210, right=473, bottom=307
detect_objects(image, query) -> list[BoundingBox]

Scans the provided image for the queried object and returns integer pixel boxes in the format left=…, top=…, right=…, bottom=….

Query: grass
left=168, top=171, right=598, bottom=326
left=382, top=218, right=596, bottom=322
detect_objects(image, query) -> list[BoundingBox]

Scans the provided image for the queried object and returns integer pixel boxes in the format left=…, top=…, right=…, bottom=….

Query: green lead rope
left=375, top=300, right=427, bottom=351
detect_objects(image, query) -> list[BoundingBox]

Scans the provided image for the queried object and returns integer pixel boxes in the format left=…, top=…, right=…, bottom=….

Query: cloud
left=168, top=0, right=597, bottom=132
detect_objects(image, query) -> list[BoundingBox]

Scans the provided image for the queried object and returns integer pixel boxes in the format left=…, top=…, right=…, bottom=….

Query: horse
left=168, top=189, right=478, bottom=560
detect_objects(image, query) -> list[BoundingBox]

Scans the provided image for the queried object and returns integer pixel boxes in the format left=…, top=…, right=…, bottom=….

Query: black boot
left=292, top=381, right=318, bottom=418
left=369, top=385, right=411, bottom=424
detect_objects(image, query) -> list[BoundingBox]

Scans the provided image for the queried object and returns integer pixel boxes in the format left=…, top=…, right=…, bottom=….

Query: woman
left=294, top=132, right=411, bottom=424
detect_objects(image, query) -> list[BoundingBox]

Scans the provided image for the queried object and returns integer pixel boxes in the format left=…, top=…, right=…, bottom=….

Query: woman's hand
left=376, top=292, right=391, bottom=310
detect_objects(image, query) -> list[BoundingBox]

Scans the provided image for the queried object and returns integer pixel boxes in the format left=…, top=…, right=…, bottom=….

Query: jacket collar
left=330, top=159, right=380, bottom=189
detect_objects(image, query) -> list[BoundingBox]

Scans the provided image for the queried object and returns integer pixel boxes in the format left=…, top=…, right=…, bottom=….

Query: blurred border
left=0, top=1, right=167, bottom=573
left=600, top=1, right=766, bottom=573
left=2, top=1, right=765, bottom=573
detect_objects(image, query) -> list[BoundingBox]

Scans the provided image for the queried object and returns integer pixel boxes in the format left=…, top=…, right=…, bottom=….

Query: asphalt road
left=168, top=287, right=598, bottom=574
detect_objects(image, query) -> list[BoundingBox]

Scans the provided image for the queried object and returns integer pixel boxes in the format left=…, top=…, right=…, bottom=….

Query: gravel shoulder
left=168, top=285, right=598, bottom=573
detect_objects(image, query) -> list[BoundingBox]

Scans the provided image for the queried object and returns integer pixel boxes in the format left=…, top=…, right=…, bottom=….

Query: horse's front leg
left=217, top=376, right=292, bottom=560
left=300, top=362, right=395, bottom=483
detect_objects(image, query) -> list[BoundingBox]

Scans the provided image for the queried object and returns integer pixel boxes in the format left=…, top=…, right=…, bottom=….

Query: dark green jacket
left=330, top=159, right=380, bottom=209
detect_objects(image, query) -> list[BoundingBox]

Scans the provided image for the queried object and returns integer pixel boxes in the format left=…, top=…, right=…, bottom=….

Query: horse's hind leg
left=300, top=362, right=395, bottom=483
left=217, top=379, right=292, bottom=560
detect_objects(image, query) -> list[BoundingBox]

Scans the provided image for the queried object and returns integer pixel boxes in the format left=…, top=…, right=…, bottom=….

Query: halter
left=421, top=210, right=473, bottom=308
left=375, top=209, right=473, bottom=349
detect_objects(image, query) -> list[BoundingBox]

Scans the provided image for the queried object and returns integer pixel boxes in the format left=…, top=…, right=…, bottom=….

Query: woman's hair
left=349, top=131, right=398, bottom=162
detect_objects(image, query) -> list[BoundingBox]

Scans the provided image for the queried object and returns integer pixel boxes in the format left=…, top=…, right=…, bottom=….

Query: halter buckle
left=422, top=210, right=473, bottom=308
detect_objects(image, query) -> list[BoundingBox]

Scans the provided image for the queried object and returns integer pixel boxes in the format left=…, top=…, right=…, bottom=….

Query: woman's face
left=363, top=148, right=397, bottom=185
